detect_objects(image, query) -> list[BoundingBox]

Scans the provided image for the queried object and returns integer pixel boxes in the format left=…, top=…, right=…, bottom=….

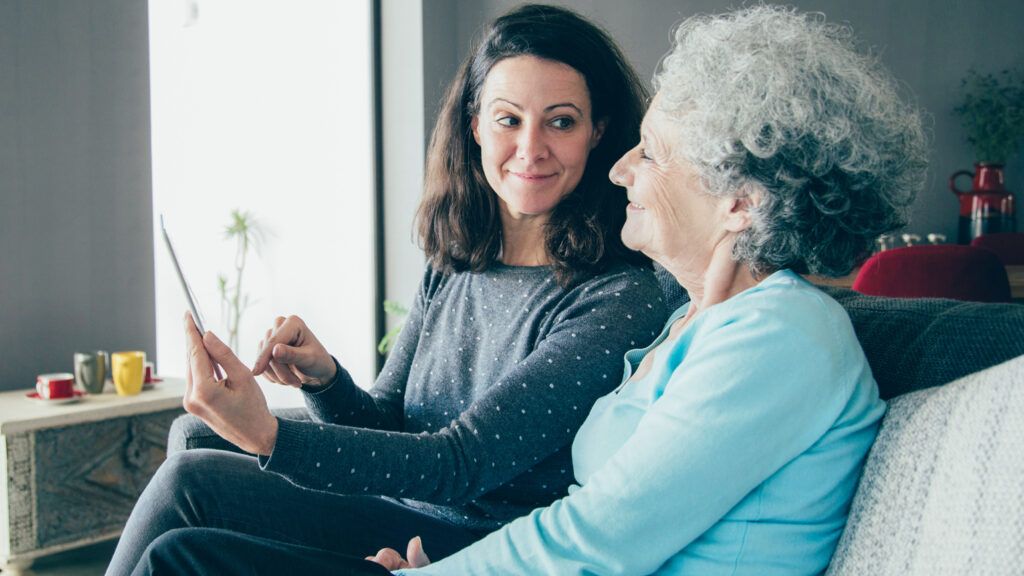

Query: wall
left=0, top=1, right=155, bottom=392
left=415, top=0, right=1024, bottom=262
left=2, top=1, right=1020, bottom=393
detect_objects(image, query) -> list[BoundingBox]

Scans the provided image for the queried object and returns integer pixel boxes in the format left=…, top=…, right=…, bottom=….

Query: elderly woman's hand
left=183, top=312, right=278, bottom=455
left=366, top=536, right=431, bottom=570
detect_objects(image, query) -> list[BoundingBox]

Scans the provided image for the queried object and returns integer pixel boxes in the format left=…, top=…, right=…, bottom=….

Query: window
left=149, top=0, right=375, bottom=406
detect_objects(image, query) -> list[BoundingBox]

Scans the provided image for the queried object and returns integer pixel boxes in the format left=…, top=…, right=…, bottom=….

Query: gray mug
left=74, top=351, right=108, bottom=394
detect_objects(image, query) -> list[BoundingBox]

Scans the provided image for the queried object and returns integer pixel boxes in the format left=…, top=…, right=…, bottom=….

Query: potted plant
left=950, top=68, right=1024, bottom=242
left=218, top=209, right=264, bottom=353
left=954, top=68, right=1024, bottom=164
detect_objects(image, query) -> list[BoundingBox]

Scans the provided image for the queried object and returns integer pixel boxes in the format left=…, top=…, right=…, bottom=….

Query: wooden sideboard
left=809, top=265, right=1024, bottom=300
left=0, top=379, right=185, bottom=575
left=1008, top=265, right=1024, bottom=299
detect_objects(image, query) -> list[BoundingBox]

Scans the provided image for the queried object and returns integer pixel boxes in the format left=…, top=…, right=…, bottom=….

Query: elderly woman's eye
left=496, top=116, right=519, bottom=127
left=639, top=148, right=652, bottom=161
left=550, top=116, right=576, bottom=130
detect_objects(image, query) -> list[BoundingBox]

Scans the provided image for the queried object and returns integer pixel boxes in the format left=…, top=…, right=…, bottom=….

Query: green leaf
left=383, top=300, right=409, bottom=317
left=377, top=324, right=404, bottom=355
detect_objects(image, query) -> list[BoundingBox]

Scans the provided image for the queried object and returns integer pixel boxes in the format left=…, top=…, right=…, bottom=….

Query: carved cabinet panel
left=2, top=407, right=183, bottom=565
left=32, top=410, right=181, bottom=548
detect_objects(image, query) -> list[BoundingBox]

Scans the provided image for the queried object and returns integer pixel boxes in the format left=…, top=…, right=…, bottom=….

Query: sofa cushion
left=651, top=265, right=1024, bottom=400
left=826, top=354, right=1024, bottom=575
left=821, top=287, right=1024, bottom=399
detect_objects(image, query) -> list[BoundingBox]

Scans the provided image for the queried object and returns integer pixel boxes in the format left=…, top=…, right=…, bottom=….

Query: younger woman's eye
left=550, top=116, right=576, bottom=130
left=496, top=116, right=519, bottom=127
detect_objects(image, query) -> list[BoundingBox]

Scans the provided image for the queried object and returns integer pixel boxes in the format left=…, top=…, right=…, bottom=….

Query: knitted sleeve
left=259, top=268, right=667, bottom=506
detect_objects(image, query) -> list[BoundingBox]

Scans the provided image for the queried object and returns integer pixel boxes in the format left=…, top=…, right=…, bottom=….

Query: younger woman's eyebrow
left=544, top=102, right=583, bottom=115
left=488, top=98, right=583, bottom=115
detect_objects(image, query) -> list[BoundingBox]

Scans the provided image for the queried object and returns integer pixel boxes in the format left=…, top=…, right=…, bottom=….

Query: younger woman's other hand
left=252, top=315, right=336, bottom=388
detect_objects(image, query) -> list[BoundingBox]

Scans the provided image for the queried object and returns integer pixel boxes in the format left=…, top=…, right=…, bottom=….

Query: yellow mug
left=112, top=351, right=146, bottom=396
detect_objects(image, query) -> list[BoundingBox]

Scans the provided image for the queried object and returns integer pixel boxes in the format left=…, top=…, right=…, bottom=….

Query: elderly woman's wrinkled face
left=609, top=102, right=730, bottom=269
left=472, top=56, right=604, bottom=222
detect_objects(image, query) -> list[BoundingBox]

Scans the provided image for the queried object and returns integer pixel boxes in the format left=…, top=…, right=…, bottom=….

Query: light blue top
left=401, top=270, right=885, bottom=575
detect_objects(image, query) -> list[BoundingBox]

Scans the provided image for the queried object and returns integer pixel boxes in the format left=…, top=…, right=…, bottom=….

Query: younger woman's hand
left=183, top=313, right=278, bottom=456
left=252, top=315, right=336, bottom=388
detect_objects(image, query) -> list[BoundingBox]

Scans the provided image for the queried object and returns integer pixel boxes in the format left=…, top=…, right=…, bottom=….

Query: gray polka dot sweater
left=260, top=263, right=668, bottom=532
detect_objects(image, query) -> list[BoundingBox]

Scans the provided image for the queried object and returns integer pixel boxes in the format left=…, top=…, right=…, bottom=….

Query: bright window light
left=149, top=0, right=375, bottom=407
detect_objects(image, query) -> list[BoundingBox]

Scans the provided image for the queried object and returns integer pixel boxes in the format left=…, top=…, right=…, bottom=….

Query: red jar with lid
left=951, top=163, right=1016, bottom=244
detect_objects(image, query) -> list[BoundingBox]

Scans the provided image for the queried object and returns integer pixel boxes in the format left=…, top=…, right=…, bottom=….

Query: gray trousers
left=105, top=412, right=481, bottom=576
left=165, top=408, right=311, bottom=455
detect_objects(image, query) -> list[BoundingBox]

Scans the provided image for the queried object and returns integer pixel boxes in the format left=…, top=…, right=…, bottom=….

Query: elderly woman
left=371, top=6, right=927, bottom=575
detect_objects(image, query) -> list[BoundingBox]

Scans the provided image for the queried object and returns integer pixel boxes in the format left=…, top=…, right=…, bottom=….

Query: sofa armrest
left=827, top=354, right=1024, bottom=574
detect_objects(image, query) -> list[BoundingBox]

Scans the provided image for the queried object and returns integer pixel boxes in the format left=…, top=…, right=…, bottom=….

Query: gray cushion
left=821, top=287, right=1024, bottom=399
left=826, top=354, right=1024, bottom=574
left=652, top=265, right=1024, bottom=400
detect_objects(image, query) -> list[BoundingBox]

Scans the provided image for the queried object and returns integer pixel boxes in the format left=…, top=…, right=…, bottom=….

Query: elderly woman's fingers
left=406, top=536, right=431, bottom=568
left=366, top=547, right=409, bottom=570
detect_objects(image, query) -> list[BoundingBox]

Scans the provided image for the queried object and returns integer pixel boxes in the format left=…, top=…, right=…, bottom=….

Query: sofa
left=819, top=287, right=1024, bottom=574
left=173, top=273, right=1024, bottom=574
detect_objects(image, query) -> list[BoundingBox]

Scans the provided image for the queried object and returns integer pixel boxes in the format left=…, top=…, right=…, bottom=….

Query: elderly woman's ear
left=721, top=187, right=761, bottom=233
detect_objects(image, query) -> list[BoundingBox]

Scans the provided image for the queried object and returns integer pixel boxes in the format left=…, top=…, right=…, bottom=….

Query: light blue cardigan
left=401, top=270, right=885, bottom=575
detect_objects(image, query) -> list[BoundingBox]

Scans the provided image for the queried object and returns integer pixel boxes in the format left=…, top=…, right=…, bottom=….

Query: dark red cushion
left=852, top=245, right=1011, bottom=303
left=970, top=232, right=1024, bottom=265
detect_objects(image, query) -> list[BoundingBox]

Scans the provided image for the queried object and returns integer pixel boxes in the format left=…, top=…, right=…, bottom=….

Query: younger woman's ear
left=723, top=187, right=761, bottom=233
left=471, top=116, right=481, bottom=145
left=590, top=118, right=608, bottom=150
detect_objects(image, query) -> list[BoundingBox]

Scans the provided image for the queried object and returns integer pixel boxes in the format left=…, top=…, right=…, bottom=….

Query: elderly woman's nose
left=609, top=151, right=631, bottom=186
left=516, top=123, right=549, bottom=162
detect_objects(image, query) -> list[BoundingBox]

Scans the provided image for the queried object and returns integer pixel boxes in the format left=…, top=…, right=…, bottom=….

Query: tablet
left=160, top=215, right=209, bottom=334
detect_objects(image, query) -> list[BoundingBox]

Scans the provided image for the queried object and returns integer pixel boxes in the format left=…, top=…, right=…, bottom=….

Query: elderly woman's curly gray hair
left=654, top=6, right=928, bottom=277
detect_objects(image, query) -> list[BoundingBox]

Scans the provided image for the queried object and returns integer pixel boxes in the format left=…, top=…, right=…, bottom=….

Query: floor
left=1, top=540, right=116, bottom=576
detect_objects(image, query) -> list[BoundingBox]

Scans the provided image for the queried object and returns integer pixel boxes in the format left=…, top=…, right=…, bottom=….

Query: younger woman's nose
left=516, top=124, right=549, bottom=162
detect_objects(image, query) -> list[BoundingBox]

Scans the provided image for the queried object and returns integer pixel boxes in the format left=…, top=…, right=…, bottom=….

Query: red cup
left=144, top=362, right=154, bottom=383
left=36, top=373, right=75, bottom=399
